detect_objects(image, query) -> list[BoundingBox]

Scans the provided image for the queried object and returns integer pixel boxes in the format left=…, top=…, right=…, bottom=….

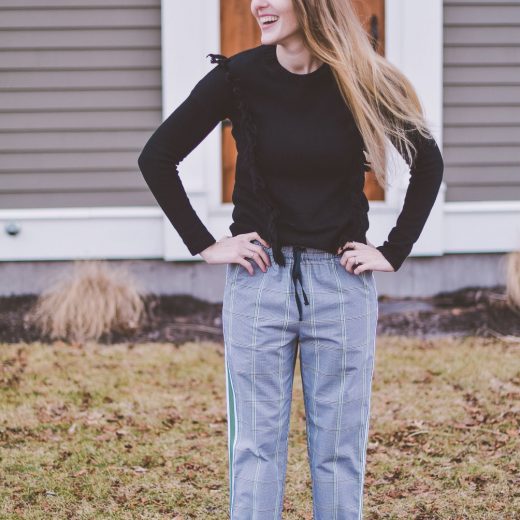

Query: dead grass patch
left=0, top=336, right=518, bottom=519
left=28, top=260, right=146, bottom=344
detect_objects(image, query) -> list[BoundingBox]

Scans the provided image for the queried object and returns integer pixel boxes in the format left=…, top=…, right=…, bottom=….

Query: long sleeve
left=137, top=61, right=233, bottom=256
left=376, top=127, right=444, bottom=272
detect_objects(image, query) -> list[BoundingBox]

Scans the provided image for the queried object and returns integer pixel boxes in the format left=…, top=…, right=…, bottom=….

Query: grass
left=0, top=335, right=518, bottom=519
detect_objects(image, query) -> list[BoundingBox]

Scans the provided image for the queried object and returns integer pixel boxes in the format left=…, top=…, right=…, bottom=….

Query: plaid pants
left=222, top=239, right=378, bottom=519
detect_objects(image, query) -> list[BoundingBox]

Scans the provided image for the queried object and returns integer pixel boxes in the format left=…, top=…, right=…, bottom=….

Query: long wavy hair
left=292, top=0, right=436, bottom=189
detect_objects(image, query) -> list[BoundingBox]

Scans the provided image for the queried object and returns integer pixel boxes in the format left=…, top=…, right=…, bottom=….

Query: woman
left=137, top=0, right=444, bottom=518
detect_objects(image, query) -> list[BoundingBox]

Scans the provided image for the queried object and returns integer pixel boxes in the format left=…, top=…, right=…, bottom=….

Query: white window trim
left=2, top=201, right=519, bottom=261
left=0, top=207, right=164, bottom=261
left=380, top=0, right=445, bottom=257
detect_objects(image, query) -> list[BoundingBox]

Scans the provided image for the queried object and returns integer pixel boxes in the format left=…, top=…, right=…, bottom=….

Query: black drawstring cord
left=292, top=246, right=310, bottom=321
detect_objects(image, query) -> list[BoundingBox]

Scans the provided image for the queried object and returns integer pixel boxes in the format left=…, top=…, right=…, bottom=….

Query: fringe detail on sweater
left=206, top=53, right=287, bottom=267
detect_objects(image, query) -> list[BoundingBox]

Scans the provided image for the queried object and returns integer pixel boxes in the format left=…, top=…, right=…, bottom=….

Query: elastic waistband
left=251, top=239, right=340, bottom=264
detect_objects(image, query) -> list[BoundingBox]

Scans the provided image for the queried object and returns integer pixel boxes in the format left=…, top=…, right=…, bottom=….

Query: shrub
left=29, top=260, right=145, bottom=344
left=505, top=250, right=520, bottom=312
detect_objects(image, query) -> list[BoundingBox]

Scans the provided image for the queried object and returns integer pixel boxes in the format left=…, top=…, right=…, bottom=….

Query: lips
left=263, top=19, right=278, bottom=28
left=259, top=14, right=279, bottom=28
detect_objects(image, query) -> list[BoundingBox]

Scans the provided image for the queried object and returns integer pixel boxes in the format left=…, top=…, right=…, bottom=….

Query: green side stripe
left=226, top=361, right=236, bottom=513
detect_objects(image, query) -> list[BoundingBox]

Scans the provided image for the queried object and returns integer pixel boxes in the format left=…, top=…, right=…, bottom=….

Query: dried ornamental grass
left=504, top=250, right=520, bottom=312
left=29, top=260, right=146, bottom=343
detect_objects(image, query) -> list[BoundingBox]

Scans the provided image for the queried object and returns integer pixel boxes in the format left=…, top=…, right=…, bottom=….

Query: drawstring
left=292, top=246, right=310, bottom=321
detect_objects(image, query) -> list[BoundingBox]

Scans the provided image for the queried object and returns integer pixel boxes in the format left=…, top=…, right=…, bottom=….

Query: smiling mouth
left=260, top=16, right=279, bottom=28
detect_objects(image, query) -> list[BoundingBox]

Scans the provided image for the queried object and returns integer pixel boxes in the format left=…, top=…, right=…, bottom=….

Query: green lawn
left=0, top=336, right=518, bottom=519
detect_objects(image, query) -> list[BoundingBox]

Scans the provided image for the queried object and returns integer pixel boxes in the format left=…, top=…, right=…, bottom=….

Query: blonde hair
left=292, top=0, right=436, bottom=188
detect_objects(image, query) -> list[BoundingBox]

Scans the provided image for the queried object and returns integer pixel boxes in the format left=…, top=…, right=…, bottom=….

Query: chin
left=260, top=33, right=278, bottom=44
left=261, top=33, right=288, bottom=46
left=260, top=28, right=298, bottom=46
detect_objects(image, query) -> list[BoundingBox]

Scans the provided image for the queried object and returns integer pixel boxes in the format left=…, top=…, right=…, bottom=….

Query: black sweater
left=137, top=43, right=444, bottom=271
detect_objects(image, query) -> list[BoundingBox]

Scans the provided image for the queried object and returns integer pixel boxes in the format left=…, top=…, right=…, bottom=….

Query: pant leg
left=298, top=258, right=378, bottom=520
left=222, top=259, right=300, bottom=520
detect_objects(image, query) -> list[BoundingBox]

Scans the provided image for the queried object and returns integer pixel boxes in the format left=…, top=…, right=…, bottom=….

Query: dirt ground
left=0, top=284, right=519, bottom=346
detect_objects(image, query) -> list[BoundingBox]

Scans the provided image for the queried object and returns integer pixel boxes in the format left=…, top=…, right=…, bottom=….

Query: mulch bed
left=0, top=285, right=519, bottom=346
left=378, top=285, right=520, bottom=339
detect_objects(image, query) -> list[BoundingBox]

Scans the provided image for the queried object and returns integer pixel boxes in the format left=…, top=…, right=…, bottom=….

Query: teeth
left=261, top=15, right=279, bottom=24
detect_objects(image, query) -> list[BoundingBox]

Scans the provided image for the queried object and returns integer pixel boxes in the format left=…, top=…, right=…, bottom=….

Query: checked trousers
left=222, top=239, right=379, bottom=520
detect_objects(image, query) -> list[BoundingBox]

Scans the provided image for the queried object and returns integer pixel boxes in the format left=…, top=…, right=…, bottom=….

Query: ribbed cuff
left=375, top=244, right=409, bottom=272
left=185, top=230, right=217, bottom=257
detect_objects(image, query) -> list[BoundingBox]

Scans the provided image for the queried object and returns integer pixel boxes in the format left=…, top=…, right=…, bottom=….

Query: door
left=220, top=0, right=385, bottom=203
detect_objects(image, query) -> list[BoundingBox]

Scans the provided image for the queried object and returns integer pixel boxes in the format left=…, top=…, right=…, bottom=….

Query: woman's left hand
left=337, top=240, right=395, bottom=274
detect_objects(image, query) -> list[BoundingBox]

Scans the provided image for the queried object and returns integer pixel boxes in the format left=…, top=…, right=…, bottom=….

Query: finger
left=338, top=241, right=355, bottom=255
left=346, top=255, right=361, bottom=274
left=236, top=258, right=254, bottom=276
left=245, top=246, right=268, bottom=271
left=340, top=259, right=360, bottom=275
left=248, top=244, right=271, bottom=268
left=351, top=262, right=365, bottom=275
left=251, top=231, right=271, bottom=249
left=353, top=263, right=370, bottom=275
left=339, top=250, right=358, bottom=268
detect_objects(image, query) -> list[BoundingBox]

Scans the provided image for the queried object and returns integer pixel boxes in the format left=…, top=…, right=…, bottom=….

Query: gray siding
left=0, top=0, right=162, bottom=209
left=443, top=0, right=520, bottom=201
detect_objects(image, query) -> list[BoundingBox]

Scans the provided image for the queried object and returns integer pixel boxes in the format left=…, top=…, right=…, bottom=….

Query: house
left=0, top=0, right=518, bottom=299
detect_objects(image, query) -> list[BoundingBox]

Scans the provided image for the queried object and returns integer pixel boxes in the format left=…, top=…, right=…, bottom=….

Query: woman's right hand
left=199, top=232, right=272, bottom=275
